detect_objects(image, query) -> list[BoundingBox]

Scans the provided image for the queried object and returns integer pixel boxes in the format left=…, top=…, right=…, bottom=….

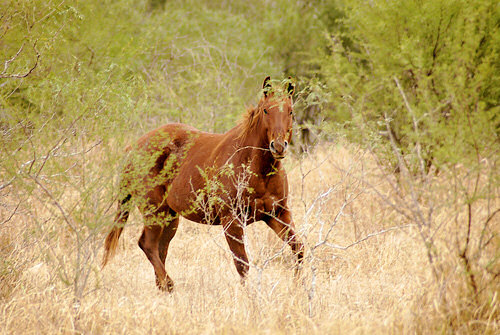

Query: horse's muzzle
left=269, top=139, right=288, bottom=159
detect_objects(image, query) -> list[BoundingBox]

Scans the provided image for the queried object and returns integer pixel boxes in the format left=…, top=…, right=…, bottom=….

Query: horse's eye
left=263, top=109, right=268, bottom=115
left=289, top=111, right=293, bottom=115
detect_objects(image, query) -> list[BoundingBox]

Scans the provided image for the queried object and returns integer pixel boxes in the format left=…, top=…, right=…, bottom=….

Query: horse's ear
left=263, top=76, right=272, bottom=97
left=285, top=77, right=295, bottom=96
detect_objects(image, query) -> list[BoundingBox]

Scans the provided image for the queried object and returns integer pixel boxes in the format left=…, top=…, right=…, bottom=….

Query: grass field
left=1, top=143, right=498, bottom=334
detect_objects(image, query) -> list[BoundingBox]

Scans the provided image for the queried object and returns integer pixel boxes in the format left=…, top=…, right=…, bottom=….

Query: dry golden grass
left=1, top=143, right=498, bottom=334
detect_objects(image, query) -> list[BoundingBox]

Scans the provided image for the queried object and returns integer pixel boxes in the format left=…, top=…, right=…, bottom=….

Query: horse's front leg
left=223, top=218, right=249, bottom=281
left=265, top=209, right=304, bottom=272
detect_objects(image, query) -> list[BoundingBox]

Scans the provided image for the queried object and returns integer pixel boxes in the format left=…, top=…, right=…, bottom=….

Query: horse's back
left=134, top=123, right=199, bottom=150
left=124, top=122, right=224, bottom=199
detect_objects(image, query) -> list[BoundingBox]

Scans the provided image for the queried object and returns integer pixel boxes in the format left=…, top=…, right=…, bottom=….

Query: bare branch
left=322, top=224, right=416, bottom=250
left=394, top=76, right=425, bottom=173
left=31, top=176, right=79, bottom=236
left=0, top=200, right=21, bottom=225
left=0, top=176, right=16, bottom=191
left=0, top=41, right=40, bottom=79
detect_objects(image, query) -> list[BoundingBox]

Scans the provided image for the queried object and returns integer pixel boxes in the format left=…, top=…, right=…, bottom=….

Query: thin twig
left=0, top=41, right=40, bottom=79
left=394, top=76, right=425, bottom=174
left=322, top=224, right=416, bottom=250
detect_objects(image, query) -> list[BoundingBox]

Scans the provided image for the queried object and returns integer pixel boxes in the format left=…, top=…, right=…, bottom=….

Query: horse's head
left=258, top=76, right=295, bottom=160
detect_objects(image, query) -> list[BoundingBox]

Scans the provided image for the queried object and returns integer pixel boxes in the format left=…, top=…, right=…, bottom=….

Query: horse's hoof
left=157, top=278, right=174, bottom=293
left=164, top=281, right=174, bottom=293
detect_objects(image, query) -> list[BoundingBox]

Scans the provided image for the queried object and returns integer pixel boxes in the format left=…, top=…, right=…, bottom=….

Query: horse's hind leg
left=138, top=209, right=177, bottom=292
left=158, top=210, right=179, bottom=289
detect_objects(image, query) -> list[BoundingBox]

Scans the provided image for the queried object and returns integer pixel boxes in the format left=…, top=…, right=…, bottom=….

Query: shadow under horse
left=102, top=77, right=304, bottom=292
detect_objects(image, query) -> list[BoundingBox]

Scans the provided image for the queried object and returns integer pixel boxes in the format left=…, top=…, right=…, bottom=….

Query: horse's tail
left=102, top=193, right=132, bottom=268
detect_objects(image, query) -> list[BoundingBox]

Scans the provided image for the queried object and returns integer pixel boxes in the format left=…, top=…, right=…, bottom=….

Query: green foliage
left=1, top=0, right=296, bottom=140
left=321, top=0, right=500, bottom=170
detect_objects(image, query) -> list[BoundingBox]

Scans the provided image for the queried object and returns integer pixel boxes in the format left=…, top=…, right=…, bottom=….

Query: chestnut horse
left=102, top=77, right=304, bottom=292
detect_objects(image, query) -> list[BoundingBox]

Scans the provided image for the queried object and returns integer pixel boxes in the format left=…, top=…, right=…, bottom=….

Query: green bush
left=321, top=0, right=499, bottom=171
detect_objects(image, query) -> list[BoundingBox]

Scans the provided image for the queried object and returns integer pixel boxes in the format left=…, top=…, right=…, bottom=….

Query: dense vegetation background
left=1, top=0, right=498, bottom=333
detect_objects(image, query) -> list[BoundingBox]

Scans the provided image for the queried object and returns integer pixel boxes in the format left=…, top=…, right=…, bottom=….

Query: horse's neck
left=227, top=123, right=280, bottom=175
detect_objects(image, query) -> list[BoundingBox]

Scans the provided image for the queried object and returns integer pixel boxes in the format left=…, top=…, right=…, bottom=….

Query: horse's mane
left=237, top=105, right=262, bottom=141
